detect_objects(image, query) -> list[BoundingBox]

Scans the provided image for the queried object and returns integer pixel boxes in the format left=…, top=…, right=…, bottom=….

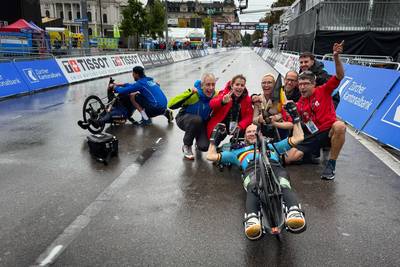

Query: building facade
left=39, top=0, right=240, bottom=44
left=166, top=0, right=237, bottom=27
left=40, top=0, right=128, bottom=37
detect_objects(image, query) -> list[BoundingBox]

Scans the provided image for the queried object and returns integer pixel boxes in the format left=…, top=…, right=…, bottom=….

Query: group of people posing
left=79, top=41, right=346, bottom=240
left=168, top=41, right=346, bottom=239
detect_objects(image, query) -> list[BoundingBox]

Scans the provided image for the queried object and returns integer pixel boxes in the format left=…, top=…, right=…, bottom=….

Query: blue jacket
left=115, top=76, right=168, bottom=108
left=168, top=80, right=214, bottom=121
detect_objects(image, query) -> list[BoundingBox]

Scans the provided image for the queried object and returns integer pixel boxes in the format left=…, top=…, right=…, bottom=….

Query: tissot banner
left=56, top=54, right=143, bottom=83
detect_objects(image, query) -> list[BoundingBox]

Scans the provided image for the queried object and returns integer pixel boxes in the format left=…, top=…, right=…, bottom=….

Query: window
left=88, top=28, right=93, bottom=36
left=60, top=11, right=64, bottom=19
left=87, top=12, right=92, bottom=22
left=68, top=11, right=72, bottom=20
left=45, top=10, right=50, bottom=17
left=77, top=12, right=81, bottom=19
left=103, top=14, right=107, bottom=23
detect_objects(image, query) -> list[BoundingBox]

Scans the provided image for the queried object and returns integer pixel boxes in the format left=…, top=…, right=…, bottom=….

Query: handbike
left=254, top=131, right=285, bottom=239
left=78, top=77, right=130, bottom=134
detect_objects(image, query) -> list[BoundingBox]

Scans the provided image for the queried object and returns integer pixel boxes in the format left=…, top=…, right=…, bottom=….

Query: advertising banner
left=148, top=53, right=162, bottom=66
left=363, top=79, right=400, bottom=150
left=14, top=59, right=68, bottom=92
left=157, top=53, right=169, bottom=65
left=164, top=52, right=174, bottom=63
left=274, top=53, right=300, bottom=75
left=56, top=54, right=143, bottom=83
left=0, top=61, right=30, bottom=98
left=138, top=53, right=153, bottom=69
left=323, top=60, right=400, bottom=129
left=183, top=50, right=191, bottom=60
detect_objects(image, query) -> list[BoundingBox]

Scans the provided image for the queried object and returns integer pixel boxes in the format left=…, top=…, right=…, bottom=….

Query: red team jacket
left=207, top=81, right=254, bottom=138
left=295, top=76, right=341, bottom=132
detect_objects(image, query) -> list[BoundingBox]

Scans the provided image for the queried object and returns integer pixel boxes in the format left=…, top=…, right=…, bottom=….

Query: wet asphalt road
left=0, top=48, right=399, bottom=267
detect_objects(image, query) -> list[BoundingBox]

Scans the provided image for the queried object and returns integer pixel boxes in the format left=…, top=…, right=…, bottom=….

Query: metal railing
left=288, top=0, right=400, bottom=35
left=322, top=53, right=400, bottom=70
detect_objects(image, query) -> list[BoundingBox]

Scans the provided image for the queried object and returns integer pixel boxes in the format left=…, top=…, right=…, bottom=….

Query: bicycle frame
left=255, top=131, right=285, bottom=236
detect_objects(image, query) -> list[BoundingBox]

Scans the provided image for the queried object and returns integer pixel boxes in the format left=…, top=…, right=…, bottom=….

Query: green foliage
left=202, top=17, right=212, bottom=41
left=251, top=30, right=263, bottom=42
left=146, top=0, right=166, bottom=39
left=120, top=0, right=146, bottom=37
left=241, top=32, right=251, bottom=46
left=263, top=0, right=296, bottom=25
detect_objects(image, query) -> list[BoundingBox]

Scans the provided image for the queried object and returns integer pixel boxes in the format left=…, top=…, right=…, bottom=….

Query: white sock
left=140, top=110, right=149, bottom=120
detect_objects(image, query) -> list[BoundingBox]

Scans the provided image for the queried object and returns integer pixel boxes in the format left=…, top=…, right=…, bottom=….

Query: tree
left=120, top=0, right=147, bottom=48
left=262, top=0, right=296, bottom=25
left=202, top=17, right=212, bottom=41
left=241, top=32, right=251, bottom=46
left=146, top=0, right=166, bottom=39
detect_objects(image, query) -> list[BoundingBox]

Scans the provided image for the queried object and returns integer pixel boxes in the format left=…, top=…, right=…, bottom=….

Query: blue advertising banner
left=0, top=61, right=30, bottom=98
left=363, top=79, right=400, bottom=150
left=14, top=59, right=68, bottom=92
left=322, top=61, right=400, bottom=130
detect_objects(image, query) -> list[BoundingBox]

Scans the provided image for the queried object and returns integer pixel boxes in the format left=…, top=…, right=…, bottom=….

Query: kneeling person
left=113, top=66, right=173, bottom=126
left=168, top=73, right=217, bottom=160
left=206, top=103, right=306, bottom=240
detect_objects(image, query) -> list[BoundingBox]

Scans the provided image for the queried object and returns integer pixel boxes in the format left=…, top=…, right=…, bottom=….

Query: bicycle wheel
left=82, top=95, right=106, bottom=134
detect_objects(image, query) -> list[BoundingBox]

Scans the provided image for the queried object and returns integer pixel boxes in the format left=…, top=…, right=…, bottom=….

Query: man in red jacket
left=286, top=41, right=346, bottom=180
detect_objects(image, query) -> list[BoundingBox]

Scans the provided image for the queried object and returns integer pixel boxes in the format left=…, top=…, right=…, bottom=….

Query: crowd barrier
left=253, top=47, right=400, bottom=151
left=0, top=48, right=227, bottom=99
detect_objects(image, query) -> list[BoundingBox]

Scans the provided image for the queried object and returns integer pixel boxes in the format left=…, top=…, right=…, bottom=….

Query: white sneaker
left=244, top=213, right=262, bottom=240
left=286, top=206, right=306, bottom=232
left=182, top=145, right=194, bottom=160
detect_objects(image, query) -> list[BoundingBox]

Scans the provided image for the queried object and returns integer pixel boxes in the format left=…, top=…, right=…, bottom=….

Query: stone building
left=40, top=0, right=127, bottom=37
left=166, top=0, right=240, bottom=45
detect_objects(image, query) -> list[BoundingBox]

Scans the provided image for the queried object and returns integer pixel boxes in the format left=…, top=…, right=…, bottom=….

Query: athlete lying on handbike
left=206, top=101, right=307, bottom=240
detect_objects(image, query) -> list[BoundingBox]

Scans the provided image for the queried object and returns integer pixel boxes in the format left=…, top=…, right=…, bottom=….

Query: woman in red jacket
left=207, top=74, right=253, bottom=145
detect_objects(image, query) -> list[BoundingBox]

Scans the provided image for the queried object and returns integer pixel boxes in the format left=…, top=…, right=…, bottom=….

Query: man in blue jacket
left=113, top=66, right=173, bottom=126
left=168, top=73, right=216, bottom=159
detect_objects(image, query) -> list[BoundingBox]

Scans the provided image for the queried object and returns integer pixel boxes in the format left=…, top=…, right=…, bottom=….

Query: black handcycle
left=78, top=77, right=132, bottom=134
left=213, top=124, right=286, bottom=239
left=254, top=132, right=285, bottom=239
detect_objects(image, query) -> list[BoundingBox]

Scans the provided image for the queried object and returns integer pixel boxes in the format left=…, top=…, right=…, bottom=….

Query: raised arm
left=333, top=41, right=344, bottom=80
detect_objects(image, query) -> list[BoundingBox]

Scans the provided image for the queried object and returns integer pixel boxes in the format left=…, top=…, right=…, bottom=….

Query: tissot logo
left=62, top=57, right=110, bottom=73
left=69, top=60, right=80, bottom=72
left=112, top=56, right=123, bottom=66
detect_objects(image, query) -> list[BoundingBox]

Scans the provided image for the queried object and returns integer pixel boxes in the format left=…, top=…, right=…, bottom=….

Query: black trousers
left=244, top=163, right=299, bottom=215
left=176, top=113, right=209, bottom=151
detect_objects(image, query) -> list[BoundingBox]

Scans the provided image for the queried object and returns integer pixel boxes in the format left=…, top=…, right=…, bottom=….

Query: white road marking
left=348, top=127, right=400, bottom=176
left=39, top=245, right=63, bottom=266
left=33, top=136, right=166, bottom=266
left=33, top=164, right=140, bottom=266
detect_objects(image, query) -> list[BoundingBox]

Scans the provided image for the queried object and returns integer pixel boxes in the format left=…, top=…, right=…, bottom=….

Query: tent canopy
left=0, top=19, right=43, bottom=33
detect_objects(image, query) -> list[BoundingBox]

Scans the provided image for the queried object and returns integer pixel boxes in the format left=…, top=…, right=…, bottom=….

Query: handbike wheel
left=82, top=95, right=106, bottom=134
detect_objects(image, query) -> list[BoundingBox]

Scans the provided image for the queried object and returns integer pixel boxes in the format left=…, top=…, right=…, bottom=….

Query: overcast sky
left=235, top=0, right=275, bottom=23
